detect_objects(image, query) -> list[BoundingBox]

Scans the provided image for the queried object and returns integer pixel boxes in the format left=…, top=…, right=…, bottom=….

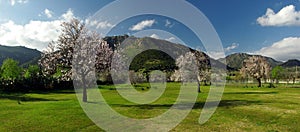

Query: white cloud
left=10, top=0, right=28, bottom=6
left=225, top=43, right=239, bottom=52
left=86, top=20, right=114, bottom=29
left=44, top=9, right=53, bottom=18
left=17, top=0, right=28, bottom=4
left=96, top=21, right=114, bottom=29
left=165, top=19, right=172, bottom=28
left=85, top=19, right=96, bottom=26
left=150, top=34, right=160, bottom=39
left=206, top=51, right=225, bottom=60
left=165, top=20, right=171, bottom=26
left=0, top=9, right=75, bottom=51
left=165, top=37, right=176, bottom=42
left=257, top=5, right=300, bottom=26
left=10, top=0, right=15, bottom=6
left=255, top=37, right=300, bottom=61
left=165, top=19, right=174, bottom=28
left=0, top=20, right=61, bottom=50
left=148, top=34, right=178, bottom=43
left=129, top=19, right=155, bottom=31
left=61, top=9, right=74, bottom=21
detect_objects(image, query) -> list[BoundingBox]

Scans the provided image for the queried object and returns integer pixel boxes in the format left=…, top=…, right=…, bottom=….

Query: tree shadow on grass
left=224, top=91, right=278, bottom=95
left=26, top=89, right=76, bottom=94
left=0, top=94, right=61, bottom=102
left=108, top=100, right=263, bottom=110
left=98, top=86, right=134, bottom=91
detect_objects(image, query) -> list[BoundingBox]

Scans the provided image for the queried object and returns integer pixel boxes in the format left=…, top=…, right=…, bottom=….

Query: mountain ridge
left=0, top=45, right=41, bottom=67
left=1, top=37, right=298, bottom=71
left=280, top=59, right=300, bottom=67
left=218, top=53, right=283, bottom=70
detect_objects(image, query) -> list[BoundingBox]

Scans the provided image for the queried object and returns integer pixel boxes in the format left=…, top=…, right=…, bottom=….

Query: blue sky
left=1, top=0, right=300, bottom=61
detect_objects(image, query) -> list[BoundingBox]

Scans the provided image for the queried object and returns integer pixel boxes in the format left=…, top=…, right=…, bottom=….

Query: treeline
left=0, top=58, right=73, bottom=93
left=3, top=17, right=299, bottom=95
left=227, top=56, right=299, bottom=87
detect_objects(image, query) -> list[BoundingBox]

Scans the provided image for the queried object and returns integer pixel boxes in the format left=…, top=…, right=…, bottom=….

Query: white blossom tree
left=174, top=51, right=210, bottom=93
left=240, top=56, right=271, bottom=87
left=39, top=18, right=113, bottom=102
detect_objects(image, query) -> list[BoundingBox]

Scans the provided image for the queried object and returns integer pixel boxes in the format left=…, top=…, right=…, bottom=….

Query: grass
left=1, top=83, right=300, bottom=131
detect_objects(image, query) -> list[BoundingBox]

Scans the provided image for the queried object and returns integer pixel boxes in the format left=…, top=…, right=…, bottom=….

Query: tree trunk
left=293, top=77, right=295, bottom=84
left=257, top=78, right=262, bottom=87
left=81, top=76, right=88, bottom=102
left=204, top=80, right=208, bottom=86
left=82, top=86, right=87, bottom=102
left=197, top=79, right=201, bottom=93
left=146, top=73, right=150, bottom=83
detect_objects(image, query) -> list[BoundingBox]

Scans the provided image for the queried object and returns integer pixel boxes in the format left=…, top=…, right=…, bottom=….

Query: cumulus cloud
left=257, top=5, right=300, bottom=26
left=17, top=0, right=28, bottom=4
left=255, top=37, right=300, bottom=61
left=150, top=34, right=160, bottom=39
left=165, top=19, right=171, bottom=27
left=165, top=37, right=176, bottom=42
left=85, top=20, right=114, bottom=29
left=165, top=19, right=174, bottom=28
left=129, top=19, right=155, bottom=31
left=148, top=34, right=179, bottom=43
left=44, top=9, right=54, bottom=18
left=225, top=43, right=239, bottom=52
left=10, top=0, right=15, bottom=5
left=10, top=0, right=28, bottom=6
left=0, top=9, right=75, bottom=51
left=206, top=51, right=226, bottom=60
left=61, top=9, right=75, bottom=21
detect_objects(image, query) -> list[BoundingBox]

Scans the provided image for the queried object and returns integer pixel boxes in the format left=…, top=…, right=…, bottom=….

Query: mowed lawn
left=0, top=83, right=300, bottom=131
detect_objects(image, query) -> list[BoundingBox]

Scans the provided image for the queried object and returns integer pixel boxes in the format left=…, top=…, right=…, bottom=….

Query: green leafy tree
left=271, top=66, right=283, bottom=84
left=129, top=49, right=176, bottom=82
left=1, top=58, right=22, bottom=81
left=24, top=65, right=40, bottom=79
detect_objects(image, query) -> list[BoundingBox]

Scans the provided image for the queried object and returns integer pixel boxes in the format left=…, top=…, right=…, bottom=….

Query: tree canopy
left=0, top=58, right=22, bottom=81
left=240, top=56, right=271, bottom=87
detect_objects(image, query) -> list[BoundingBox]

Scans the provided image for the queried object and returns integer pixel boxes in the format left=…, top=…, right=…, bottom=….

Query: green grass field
left=1, top=83, right=300, bottom=131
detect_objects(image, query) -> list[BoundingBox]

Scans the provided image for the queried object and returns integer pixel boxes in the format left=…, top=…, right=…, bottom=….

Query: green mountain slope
left=0, top=45, right=41, bottom=67
left=219, top=53, right=283, bottom=70
left=118, top=36, right=228, bottom=71
left=280, top=59, right=300, bottom=67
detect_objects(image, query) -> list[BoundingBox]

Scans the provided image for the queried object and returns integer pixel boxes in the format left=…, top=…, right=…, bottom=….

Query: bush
left=0, top=76, right=74, bottom=93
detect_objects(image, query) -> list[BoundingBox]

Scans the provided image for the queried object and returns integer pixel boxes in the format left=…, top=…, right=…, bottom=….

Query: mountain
left=0, top=36, right=288, bottom=72
left=219, top=53, right=283, bottom=70
left=280, top=59, right=300, bottom=67
left=118, top=36, right=191, bottom=59
left=0, top=45, right=41, bottom=67
left=118, top=36, right=228, bottom=71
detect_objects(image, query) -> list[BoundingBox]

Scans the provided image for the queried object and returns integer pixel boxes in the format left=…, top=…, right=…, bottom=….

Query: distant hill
left=1, top=37, right=292, bottom=73
left=219, top=53, right=283, bottom=70
left=119, top=36, right=228, bottom=71
left=0, top=45, right=41, bottom=67
left=280, top=59, right=300, bottom=67
left=119, top=36, right=191, bottom=58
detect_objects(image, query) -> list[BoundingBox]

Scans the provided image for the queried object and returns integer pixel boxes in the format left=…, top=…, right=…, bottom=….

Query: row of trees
left=0, top=58, right=46, bottom=92
left=271, top=66, right=298, bottom=84
left=239, top=56, right=299, bottom=87
left=36, top=17, right=216, bottom=102
left=3, top=17, right=291, bottom=101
